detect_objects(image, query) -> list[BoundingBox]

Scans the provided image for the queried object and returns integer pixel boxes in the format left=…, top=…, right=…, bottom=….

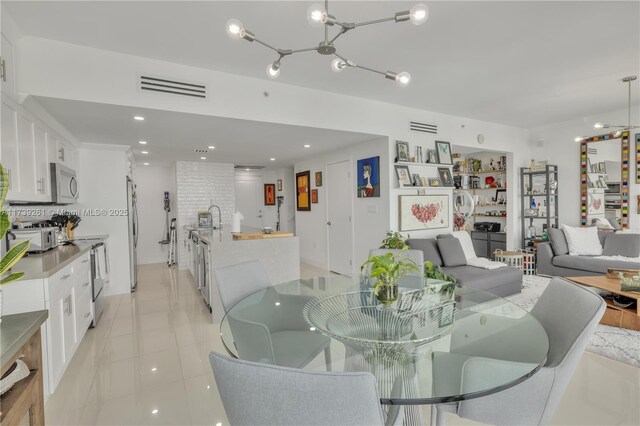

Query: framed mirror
left=580, top=131, right=629, bottom=228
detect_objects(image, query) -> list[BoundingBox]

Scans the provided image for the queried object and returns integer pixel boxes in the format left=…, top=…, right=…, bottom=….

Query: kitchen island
left=189, top=228, right=299, bottom=322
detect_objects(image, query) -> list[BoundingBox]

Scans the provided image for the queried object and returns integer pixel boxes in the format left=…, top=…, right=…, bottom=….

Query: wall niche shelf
left=394, top=162, right=452, bottom=168
left=453, top=170, right=506, bottom=176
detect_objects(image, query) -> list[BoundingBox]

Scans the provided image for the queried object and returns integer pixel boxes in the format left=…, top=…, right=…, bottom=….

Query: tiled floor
left=44, top=263, right=640, bottom=425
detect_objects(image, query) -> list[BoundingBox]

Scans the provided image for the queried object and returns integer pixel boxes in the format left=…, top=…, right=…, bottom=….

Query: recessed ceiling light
left=304, top=144, right=311, bottom=148
left=201, top=156, right=207, bottom=160
left=208, top=146, right=215, bottom=149
left=270, top=158, right=276, bottom=161
left=134, top=116, right=145, bottom=121
left=141, top=151, right=149, bottom=154
left=246, top=168, right=250, bottom=171
left=139, top=141, right=147, bottom=145
left=152, top=409, right=159, bottom=415
left=143, top=162, right=150, bottom=166
left=151, top=367, right=157, bottom=372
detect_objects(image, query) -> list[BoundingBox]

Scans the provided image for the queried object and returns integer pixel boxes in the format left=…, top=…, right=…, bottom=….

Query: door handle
left=326, top=221, right=332, bottom=226
left=84, top=313, right=91, bottom=318
left=82, top=282, right=90, bottom=287
left=61, top=274, right=72, bottom=280
left=0, top=58, right=6, bottom=82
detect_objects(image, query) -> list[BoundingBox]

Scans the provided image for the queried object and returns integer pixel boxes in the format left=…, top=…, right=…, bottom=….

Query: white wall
left=529, top=107, right=639, bottom=229
left=17, top=36, right=532, bottom=248
left=175, top=161, right=235, bottom=269
left=135, top=165, right=176, bottom=265
left=76, top=146, right=131, bottom=295
left=294, top=137, right=390, bottom=273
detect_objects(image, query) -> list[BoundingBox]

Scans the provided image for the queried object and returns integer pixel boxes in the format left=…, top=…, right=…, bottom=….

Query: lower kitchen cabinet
left=1, top=251, right=93, bottom=397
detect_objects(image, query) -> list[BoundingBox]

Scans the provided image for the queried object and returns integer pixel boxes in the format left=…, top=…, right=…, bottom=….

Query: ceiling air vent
left=409, top=121, right=437, bottom=134
left=195, top=149, right=208, bottom=154
left=139, top=75, right=207, bottom=99
left=235, top=165, right=265, bottom=170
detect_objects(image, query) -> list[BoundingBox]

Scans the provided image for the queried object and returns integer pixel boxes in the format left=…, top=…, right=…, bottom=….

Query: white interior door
left=327, top=161, right=353, bottom=276
left=235, top=176, right=263, bottom=229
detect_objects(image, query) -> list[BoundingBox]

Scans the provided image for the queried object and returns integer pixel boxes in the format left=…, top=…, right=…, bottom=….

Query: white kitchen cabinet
left=34, top=122, right=51, bottom=199
left=1, top=94, right=20, bottom=199
left=50, top=135, right=76, bottom=170
left=47, top=285, right=66, bottom=389
left=17, top=108, right=37, bottom=200
left=1, top=33, right=16, bottom=100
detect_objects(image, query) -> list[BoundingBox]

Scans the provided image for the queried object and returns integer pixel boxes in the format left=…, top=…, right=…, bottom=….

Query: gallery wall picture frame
left=427, top=149, right=438, bottom=164
left=264, top=183, right=276, bottom=206
left=396, top=140, right=410, bottom=162
left=435, top=141, right=453, bottom=165
left=357, top=156, right=380, bottom=198
left=277, top=179, right=282, bottom=192
left=438, top=167, right=454, bottom=187
left=315, top=171, right=323, bottom=187
left=395, top=165, right=412, bottom=187
left=399, top=194, right=450, bottom=231
left=296, top=171, right=311, bottom=211
left=412, top=174, right=422, bottom=187
left=636, top=133, right=640, bottom=184
left=311, top=189, right=318, bottom=203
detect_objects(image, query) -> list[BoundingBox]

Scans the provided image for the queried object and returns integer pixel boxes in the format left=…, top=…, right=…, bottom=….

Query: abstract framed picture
left=315, top=171, right=322, bottom=187
left=435, top=141, right=453, bottom=165
left=264, top=183, right=276, bottom=206
left=277, top=179, right=282, bottom=192
left=296, top=171, right=311, bottom=211
left=311, top=189, right=318, bottom=203
left=396, top=140, right=410, bottom=162
left=399, top=194, right=450, bottom=231
left=357, top=156, right=380, bottom=197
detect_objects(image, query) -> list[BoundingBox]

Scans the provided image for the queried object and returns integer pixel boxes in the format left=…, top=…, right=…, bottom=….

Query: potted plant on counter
left=0, top=164, right=30, bottom=322
left=361, top=251, right=419, bottom=306
left=379, top=231, right=409, bottom=250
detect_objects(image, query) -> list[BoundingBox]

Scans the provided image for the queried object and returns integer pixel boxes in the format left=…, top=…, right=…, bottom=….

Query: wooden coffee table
left=566, top=276, right=640, bottom=331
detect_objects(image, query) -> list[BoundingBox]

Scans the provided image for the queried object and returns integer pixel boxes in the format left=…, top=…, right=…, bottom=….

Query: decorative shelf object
left=394, top=162, right=452, bottom=168
left=453, top=170, right=506, bottom=176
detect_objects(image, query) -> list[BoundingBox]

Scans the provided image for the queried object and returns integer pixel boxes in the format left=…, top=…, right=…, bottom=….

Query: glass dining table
left=220, top=275, right=549, bottom=423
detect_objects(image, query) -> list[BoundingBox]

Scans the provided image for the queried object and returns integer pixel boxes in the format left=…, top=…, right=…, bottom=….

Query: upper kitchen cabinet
left=48, top=133, right=77, bottom=170
left=1, top=33, right=16, bottom=101
left=1, top=94, right=21, bottom=199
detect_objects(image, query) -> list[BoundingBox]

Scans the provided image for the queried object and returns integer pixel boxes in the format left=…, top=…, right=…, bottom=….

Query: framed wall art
left=636, top=133, right=640, bottom=184
left=264, top=183, right=276, bottom=206
left=399, top=194, right=450, bottom=231
left=435, top=141, right=453, bottom=165
left=296, top=171, right=311, bottom=211
left=277, top=179, right=282, bottom=192
left=357, top=156, right=380, bottom=197
left=438, top=167, right=454, bottom=187
left=396, top=140, right=410, bottom=162
left=311, top=189, right=318, bottom=203
left=395, top=165, right=412, bottom=187
left=315, top=171, right=322, bottom=187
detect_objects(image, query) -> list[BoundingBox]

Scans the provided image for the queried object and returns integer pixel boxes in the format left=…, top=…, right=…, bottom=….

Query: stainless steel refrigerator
left=126, top=176, right=138, bottom=292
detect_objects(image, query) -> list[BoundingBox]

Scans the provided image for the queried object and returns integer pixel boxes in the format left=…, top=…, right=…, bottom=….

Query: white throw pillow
left=451, top=231, right=477, bottom=260
left=593, top=217, right=614, bottom=230
left=561, top=225, right=603, bottom=256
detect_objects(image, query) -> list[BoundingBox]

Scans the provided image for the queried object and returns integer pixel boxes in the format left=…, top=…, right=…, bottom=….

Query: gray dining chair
left=210, top=352, right=403, bottom=426
left=214, top=260, right=332, bottom=370
left=367, top=249, right=424, bottom=289
left=433, top=277, right=606, bottom=426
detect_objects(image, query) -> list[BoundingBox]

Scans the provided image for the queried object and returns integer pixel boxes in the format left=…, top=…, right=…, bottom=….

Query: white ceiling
left=33, top=96, right=380, bottom=167
left=5, top=1, right=639, bottom=128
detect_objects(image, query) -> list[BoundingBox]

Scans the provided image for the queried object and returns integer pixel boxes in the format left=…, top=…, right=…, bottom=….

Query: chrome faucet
left=208, top=204, right=222, bottom=231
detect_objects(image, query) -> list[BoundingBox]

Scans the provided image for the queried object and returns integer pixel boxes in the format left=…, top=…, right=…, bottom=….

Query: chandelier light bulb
left=593, top=122, right=604, bottom=129
left=612, top=130, right=622, bottom=137
left=331, top=58, right=346, bottom=73
left=307, top=4, right=326, bottom=27
left=226, top=19, right=244, bottom=40
left=409, top=4, right=429, bottom=25
left=396, top=72, right=411, bottom=86
left=266, top=63, right=281, bottom=79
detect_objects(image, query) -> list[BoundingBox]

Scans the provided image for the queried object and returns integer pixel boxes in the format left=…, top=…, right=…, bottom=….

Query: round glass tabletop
left=220, top=275, right=549, bottom=405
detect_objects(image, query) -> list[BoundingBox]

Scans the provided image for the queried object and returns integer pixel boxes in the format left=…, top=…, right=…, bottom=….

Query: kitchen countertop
left=16, top=243, right=92, bottom=280
left=1, top=310, right=49, bottom=368
left=71, top=234, right=110, bottom=241
left=192, top=227, right=294, bottom=245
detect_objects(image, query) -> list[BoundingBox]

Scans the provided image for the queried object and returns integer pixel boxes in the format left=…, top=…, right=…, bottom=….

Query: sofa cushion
left=441, top=265, right=522, bottom=292
left=562, top=225, right=602, bottom=256
left=406, top=238, right=443, bottom=267
left=603, top=233, right=640, bottom=257
left=548, top=228, right=569, bottom=255
left=553, top=255, right=640, bottom=274
left=437, top=238, right=467, bottom=267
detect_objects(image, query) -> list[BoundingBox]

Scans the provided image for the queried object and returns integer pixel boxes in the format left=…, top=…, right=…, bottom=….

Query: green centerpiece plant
left=0, top=164, right=30, bottom=321
left=361, top=251, right=419, bottom=305
left=379, top=231, right=409, bottom=250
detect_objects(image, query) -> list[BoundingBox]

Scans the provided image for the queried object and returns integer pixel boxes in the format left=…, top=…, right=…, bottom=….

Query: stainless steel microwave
left=50, top=163, right=79, bottom=204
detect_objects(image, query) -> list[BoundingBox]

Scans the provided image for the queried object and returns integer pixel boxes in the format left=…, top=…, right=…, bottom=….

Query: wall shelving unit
left=520, top=165, right=559, bottom=248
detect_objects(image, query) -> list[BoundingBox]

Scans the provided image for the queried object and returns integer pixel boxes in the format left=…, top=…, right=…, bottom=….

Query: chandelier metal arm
left=329, top=27, right=349, bottom=44
left=333, top=52, right=395, bottom=79
left=290, top=46, right=320, bottom=54
left=354, top=16, right=397, bottom=28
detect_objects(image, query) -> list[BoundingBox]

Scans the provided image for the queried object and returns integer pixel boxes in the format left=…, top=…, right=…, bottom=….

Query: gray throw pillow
left=548, top=228, right=569, bottom=255
left=603, top=233, right=640, bottom=257
left=406, top=239, right=443, bottom=267
left=597, top=230, right=609, bottom=247
left=437, top=238, right=467, bottom=267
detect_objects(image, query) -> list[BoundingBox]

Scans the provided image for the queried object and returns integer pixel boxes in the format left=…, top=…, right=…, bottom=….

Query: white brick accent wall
left=175, top=161, right=236, bottom=269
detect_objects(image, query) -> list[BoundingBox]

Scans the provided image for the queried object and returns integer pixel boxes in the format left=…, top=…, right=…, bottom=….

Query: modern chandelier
left=226, top=1, right=429, bottom=86
left=575, top=76, right=639, bottom=142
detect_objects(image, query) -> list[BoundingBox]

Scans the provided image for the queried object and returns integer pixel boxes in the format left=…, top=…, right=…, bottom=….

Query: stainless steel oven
left=50, top=163, right=79, bottom=204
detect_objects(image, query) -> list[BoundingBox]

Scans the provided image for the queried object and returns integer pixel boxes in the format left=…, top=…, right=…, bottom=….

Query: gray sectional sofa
left=537, top=230, right=640, bottom=277
left=407, top=237, right=522, bottom=297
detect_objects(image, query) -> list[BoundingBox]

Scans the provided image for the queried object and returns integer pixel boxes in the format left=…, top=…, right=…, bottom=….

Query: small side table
left=1, top=310, right=48, bottom=426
